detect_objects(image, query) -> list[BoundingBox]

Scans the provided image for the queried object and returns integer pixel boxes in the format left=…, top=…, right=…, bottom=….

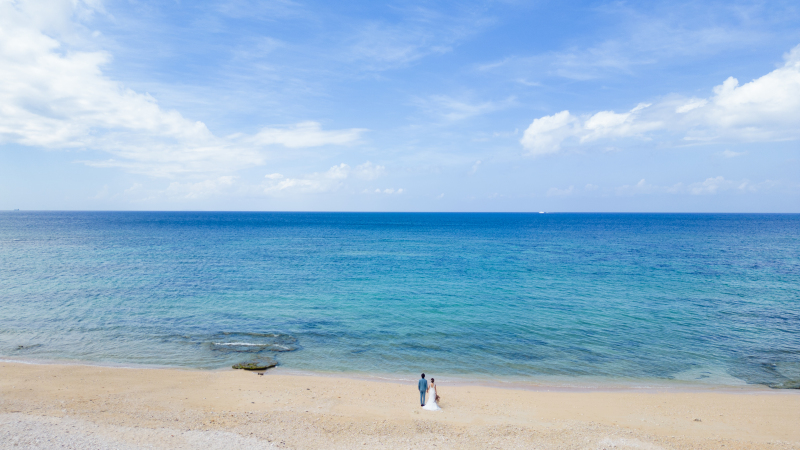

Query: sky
left=1, top=0, right=799, bottom=212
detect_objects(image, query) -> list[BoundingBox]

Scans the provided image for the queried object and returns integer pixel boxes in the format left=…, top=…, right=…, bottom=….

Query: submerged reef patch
left=207, top=332, right=299, bottom=353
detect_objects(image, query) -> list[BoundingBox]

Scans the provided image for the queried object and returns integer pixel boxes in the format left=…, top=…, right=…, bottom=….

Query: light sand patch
left=0, top=362, right=798, bottom=449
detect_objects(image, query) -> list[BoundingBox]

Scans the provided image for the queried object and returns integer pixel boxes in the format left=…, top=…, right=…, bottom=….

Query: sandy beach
left=0, top=362, right=798, bottom=449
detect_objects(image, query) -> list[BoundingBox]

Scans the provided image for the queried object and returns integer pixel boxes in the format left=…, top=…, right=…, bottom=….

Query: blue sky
left=1, top=0, right=799, bottom=211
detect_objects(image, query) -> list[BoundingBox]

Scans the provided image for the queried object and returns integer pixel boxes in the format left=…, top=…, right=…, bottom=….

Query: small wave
left=209, top=343, right=299, bottom=353
left=213, top=342, right=270, bottom=347
left=201, top=332, right=301, bottom=354
left=217, top=332, right=287, bottom=339
left=166, top=332, right=301, bottom=355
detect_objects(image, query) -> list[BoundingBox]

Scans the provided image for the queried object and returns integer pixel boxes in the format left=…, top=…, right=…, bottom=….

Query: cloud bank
left=545, top=177, right=781, bottom=198
left=521, top=44, right=800, bottom=156
left=0, top=0, right=365, bottom=176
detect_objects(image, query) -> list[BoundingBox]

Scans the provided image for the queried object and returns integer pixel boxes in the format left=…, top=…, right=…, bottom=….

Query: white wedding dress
left=422, top=387, right=441, bottom=411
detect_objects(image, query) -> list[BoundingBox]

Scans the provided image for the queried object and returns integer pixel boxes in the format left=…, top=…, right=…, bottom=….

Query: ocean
left=1, top=212, right=798, bottom=388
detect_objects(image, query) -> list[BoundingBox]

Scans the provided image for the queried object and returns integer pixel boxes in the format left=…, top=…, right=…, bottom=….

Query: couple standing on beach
left=418, top=373, right=441, bottom=411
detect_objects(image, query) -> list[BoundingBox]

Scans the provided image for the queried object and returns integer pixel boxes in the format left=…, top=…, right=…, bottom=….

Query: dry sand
left=1, top=361, right=798, bottom=449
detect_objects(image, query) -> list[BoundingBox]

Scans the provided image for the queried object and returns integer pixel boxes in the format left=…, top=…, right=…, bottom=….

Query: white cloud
left=348, top=21, right=449, bottom=67
left=696, top=47, right=800, bottom=138
left=261, top=162, right=391, bottom=195
left=580, top=103, right=660, bottom=143
left=249, top=122, right=365, bottom=148
left=93, top=184, right=109, bottom=199
left=614, top=179, right=660, bottom=196
left=263, top=163, right=351, bottom=194
left=688, top=176, right=731, bottom=195
left=345, top=6, right=493, bottom=70
left=322, top=163, right=350, bottom=180
left=162, top=176, right=237, bottom=200
left=520, top=111, right=579, bottom=155
left=124, top=183, right=143, bottom=194
left=478, top=41, right=640, bottom=81
left=364, top=187, right=403, bottom=194
left=0, top=1, right=365, bottom=177
left=469, top=160, right=481, bottom=174
left=479, top=4, right=775, bottom=82
left=520, top=111, right=578, bottom=156
left=416, top=95, right=514, bottom=122
left=521, top=104, right=662, bottom=156
left=353, top=161, right=386, bottom=180
left=675, top=98, right=708, bottom=113
left=721, top=149, right=746, bottom=158
left=515, top=78, right=541, bottom=87
left=520, top=44, right=800, bottom=155
left=613, top=177, right=778, bottom=196
left=215, top=0, right=300, bottom=20
left=546, top=185, right=575, bottom=197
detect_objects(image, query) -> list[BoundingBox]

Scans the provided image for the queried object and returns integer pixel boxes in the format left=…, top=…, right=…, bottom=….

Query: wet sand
left=1, top=361, right=798, bottom=449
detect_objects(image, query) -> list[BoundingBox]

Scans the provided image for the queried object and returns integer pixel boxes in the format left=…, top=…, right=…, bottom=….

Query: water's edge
left=2, top=355, right=792, bottom=395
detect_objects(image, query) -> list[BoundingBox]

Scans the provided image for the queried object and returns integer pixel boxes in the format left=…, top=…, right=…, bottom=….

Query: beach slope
left=1, top=362, right=798, bottom=449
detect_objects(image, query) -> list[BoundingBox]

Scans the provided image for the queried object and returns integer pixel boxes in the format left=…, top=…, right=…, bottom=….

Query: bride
left=422, top=378, right=441, bottom=411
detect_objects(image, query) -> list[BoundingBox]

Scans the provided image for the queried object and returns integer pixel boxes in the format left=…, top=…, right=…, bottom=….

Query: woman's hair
left=431, top=378, right=435, bottom=383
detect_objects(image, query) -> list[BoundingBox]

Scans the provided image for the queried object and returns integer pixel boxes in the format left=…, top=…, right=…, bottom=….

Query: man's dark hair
left=421, top=373, right=425, bottom=378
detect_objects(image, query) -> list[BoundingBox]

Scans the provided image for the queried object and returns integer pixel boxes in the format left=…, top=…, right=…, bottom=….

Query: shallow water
left=1, top=212, right=798, bottom=388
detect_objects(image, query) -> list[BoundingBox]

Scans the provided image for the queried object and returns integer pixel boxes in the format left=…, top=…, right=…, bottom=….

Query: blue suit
left=418, top=378, right=428, bottom=406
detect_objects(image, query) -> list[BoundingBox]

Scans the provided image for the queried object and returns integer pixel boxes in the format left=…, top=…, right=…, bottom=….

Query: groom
left=418, top=373, right=428, bottom=407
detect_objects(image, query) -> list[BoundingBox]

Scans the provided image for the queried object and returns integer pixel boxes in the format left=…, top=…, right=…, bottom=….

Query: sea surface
left=1, top=212, right=799, bottom=388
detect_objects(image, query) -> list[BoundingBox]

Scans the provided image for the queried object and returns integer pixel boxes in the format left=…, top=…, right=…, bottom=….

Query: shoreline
left=0, top=355, right=785, bottom=395
left=1, top=361, right=799, bottom=449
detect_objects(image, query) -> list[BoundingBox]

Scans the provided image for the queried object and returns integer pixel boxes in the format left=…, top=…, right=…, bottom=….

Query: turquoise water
left=1, top=212, right=799, bottom=388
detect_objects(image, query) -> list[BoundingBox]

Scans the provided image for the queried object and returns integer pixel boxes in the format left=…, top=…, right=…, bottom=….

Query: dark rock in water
left=727, top=358, right=800, bottom=389
left=770, top=380, right=800, bottom=389
left=14, top=344, right=43, bottom=351
left=232, top=358, right=277, bottom=370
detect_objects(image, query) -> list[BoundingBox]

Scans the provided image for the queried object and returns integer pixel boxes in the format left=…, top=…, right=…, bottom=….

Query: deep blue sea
left=1, top=212, right=798, bottom=388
